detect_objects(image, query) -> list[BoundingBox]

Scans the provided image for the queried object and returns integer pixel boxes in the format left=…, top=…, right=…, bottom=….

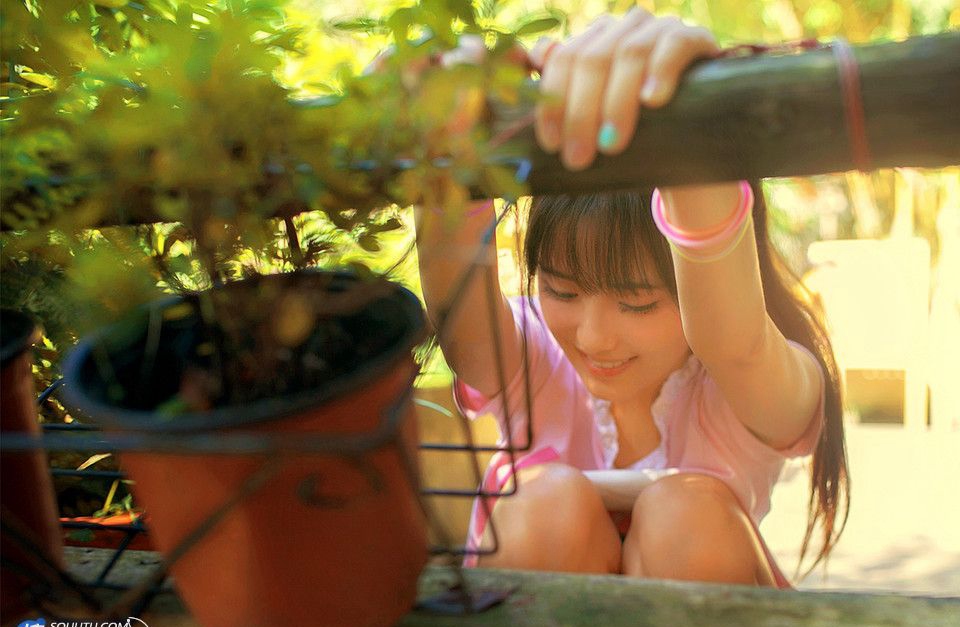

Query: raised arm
left=416, top=200, right=523, bottom=397
left=371, top=38, right=527, bottom=397
left=660, top=185, right=822, bottom=450
left=532, top=9, right=822, bottom=448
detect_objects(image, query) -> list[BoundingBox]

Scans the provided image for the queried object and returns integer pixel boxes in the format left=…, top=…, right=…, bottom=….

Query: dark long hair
left=520, top=183, right=850, bottom=577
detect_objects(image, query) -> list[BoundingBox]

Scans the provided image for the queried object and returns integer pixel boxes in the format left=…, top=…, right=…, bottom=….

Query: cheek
left=656, top=306, right=689, bottom=353
left=539, top=300, right=572, bottom=340
left=634, top=306, right=686, bottom=350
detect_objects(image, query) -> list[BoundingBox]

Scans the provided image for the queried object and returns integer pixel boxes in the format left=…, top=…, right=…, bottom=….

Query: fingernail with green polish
left=598, top=122, right=618, bottom=151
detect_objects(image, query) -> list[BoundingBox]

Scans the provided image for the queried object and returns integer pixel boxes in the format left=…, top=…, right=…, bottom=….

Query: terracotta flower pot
left=0, top=309, right=65, bottom=619
left=61, top=272, right=428, bottom=627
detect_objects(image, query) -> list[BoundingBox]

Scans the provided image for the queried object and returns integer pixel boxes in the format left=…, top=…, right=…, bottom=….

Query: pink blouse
left=455, top=296, right=824, bottom=580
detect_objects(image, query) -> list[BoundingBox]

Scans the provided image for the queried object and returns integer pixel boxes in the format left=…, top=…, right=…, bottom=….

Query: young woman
left=416, top=8, right=849, bottom=587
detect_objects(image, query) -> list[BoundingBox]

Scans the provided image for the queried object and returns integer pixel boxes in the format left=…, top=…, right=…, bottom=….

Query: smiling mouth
left=587, top=357, right=632, bottom=368
left=582, top=354, right=637, bottom=376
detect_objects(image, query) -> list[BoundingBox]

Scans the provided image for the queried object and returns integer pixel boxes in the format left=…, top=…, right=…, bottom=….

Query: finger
left=640, top=25, right=719, bottom=108
left=535, top=15, right=615, bottom=154
left=529, top=36, right=559, bottom=72
left=596, top=16, right=676, bottom=154
left=562, top=8, right=653, bottom=166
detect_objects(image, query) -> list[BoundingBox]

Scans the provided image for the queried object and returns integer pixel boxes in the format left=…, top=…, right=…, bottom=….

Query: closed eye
left=542, top=284, right=577, bottom=300
left=620, top=301, right=659, bottom=314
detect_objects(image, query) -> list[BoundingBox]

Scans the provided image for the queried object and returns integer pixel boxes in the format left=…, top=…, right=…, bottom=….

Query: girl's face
left=537, top=270, right=690, bottom=408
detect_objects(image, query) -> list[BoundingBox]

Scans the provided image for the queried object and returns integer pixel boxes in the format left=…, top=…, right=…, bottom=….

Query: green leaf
left=414, top=398, right=453, bottom=418
left=357, top=233, right=381, bottom=252
left=447, top=0, right=477, bottom=26
left=387, top=7, right=415, bottom=43
left=373, top=217, right=403, bottom=233
left=516, top=16, right=561, bottom=37
left=265, top=29, right=305, bottom=53
left=17, top=72, right=57, bottom=89
left=242, top=0, right=286, bottom=20
left=332, top=17, right=386, bottom=33
left=347, top=261, right=374, bottom=280
left=77, top=453, right=112, bottom=471
left=185, top=34, right=220, bottom=82
left=176, top=2, right=193, bottom=27
left=93, top=479, right=121, bottom=517
left=155, top=394, right=189, bottom=416
left=67, top=529, right=96, bottom=542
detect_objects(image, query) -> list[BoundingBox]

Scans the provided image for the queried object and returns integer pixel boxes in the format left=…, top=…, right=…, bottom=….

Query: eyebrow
left=539, top=267, right=660, bottom=292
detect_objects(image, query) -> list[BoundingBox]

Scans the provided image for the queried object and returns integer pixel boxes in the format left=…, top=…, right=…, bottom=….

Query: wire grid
left=0, top=158, right=537, bottom=619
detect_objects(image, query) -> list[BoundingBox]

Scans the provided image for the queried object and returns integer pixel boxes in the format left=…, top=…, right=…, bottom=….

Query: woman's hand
left=532, top=8, right=719, bottom=171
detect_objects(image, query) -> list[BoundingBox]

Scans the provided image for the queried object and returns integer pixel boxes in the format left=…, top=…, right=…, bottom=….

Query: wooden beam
left=493, top=32, right=960, bottom=195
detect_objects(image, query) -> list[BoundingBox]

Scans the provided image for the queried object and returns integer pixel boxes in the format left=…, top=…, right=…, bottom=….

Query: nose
left=575, top=297, right=617, bottom=355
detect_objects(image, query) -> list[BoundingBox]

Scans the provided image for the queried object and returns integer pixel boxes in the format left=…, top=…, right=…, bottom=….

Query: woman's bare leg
left=621, top=473, right=777, bottom=586
left=477, top=462, right=621, bottom=574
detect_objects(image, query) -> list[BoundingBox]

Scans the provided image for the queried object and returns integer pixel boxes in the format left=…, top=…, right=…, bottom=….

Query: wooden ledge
left=403, top=566, right=960, bottom=627
left=58, top=549, right=960, bottom=626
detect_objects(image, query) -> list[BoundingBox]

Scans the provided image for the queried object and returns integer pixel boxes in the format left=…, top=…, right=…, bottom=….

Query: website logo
left=17, top=620, right=148, bottom=627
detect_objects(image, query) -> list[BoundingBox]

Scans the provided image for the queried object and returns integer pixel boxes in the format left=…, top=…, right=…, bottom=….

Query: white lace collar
left=592, top=353, right=702, bottom=470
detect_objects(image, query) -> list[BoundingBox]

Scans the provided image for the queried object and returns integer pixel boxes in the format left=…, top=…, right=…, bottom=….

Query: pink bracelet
left=651, top=180, right=753, bottom=250
left=669, top=212, right=753, bottom=264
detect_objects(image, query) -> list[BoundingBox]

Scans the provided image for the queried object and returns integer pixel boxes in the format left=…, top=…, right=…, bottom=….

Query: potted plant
left=2, top=0, right=551, bottom=623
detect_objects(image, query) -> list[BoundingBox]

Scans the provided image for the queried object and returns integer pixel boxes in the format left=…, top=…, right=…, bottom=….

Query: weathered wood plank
left=52, top=555, right=960, bottom=626
left=402, top=567, right=960, bottom=627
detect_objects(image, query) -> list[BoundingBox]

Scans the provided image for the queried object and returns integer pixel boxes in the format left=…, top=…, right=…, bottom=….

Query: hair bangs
left=524, top=191, right=676, bottom=296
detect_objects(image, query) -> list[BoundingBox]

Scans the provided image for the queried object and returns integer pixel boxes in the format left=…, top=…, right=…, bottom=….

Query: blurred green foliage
left=0, top=0, right=556, bottom=351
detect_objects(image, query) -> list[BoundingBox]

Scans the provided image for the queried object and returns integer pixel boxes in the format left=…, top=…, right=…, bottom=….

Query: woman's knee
left=623, top=473, right=772, bottom=584
left=479, top=463, right=619, bottom=572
